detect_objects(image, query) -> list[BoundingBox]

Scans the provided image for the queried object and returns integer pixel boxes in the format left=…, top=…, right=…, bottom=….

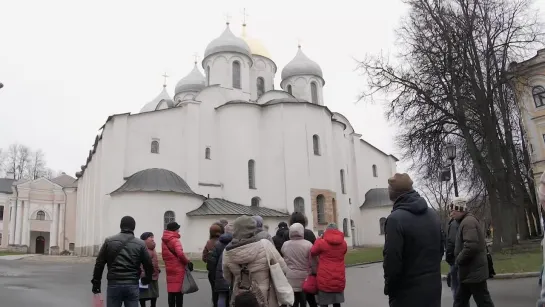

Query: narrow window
left=0, top=206, right=3, bottom=221
left=343, top=218, right=349, bottom=237
left=294, top=197, right=305, bottom=213
left=251, top=197, right=260, bottom=207
left=164, top=211, right=175, bottom=230
left=311, top=82, right=318, bottom=104
left=36, top=210, right=46, bottom=221
left=151, top=140, right=159, bottom=154
left=205, top=147, right=211, bottom=160
left=207, top=66, right=210, bottom=85
left=372, top=164, right=378, bottom=177
left=248, top=159, right=256, bottom=189
left=232, top=61, right=241, bottom=89
left=69, top=243, right=75, bottom=252
left=316, top=194, right=326, bottom=224
left=312, top=134, right=320, bottom=156
left=257, top=77, right=265, bottom=98
left=533, top=86, right=545, bottom=108
left=287, top=85, right=292, bottom=95
left=332, top=198, right=338, bottom=225
left=379, top=217, right=387, bottom=235
left=340, top=169, right=346, bottom=194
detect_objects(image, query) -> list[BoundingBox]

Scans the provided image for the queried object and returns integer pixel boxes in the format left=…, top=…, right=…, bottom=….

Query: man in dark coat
left=273, top=222, right=289, bottom=255
left=446, top=206, right=460, bottom=297
left=383, top=173, right=444, bottom=307
left=450, top=198, right=495, bottom=307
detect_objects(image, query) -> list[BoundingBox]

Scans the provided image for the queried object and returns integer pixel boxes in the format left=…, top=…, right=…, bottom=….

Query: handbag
left=261, top=239, right=294, bottom=306
left=92, top=294, right=104, bottom=307
left=302, top=253, right=318, bottom=294
left=486, top=246, right=496, bottom=278
left=182, top=267, right=199, bottom=294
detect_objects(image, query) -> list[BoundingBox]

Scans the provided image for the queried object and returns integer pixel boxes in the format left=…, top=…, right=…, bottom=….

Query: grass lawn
left=345, top=247, right=383, bottom=265
left=0, top=251, right=25, bottom=256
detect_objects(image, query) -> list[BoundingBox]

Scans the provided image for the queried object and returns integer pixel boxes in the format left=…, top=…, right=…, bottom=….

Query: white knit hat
left=538, top=172, right=545, bottom=203
left=449, top=197, right=468, bottom=212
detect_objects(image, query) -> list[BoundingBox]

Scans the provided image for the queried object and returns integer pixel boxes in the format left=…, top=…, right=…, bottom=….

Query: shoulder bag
left=166, top=241, right=198, bottom=293
left=302, top=251, right=318, bottom=294
left=261, top=239, right=294, bottom=306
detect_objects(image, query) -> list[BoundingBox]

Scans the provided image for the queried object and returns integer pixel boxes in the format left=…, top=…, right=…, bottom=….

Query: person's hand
left=91, top=282, right=101, bottom=294
left=187, top=262, right=194, bottom=272
left=141, top=276, right=151, bottom=285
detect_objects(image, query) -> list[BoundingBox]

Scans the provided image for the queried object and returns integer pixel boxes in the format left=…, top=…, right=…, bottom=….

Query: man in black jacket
left=446, top=205, right=460, bottom=297
left=383, top=173, right=444, bottom=307
left=92, top=216, right=153, bottom=307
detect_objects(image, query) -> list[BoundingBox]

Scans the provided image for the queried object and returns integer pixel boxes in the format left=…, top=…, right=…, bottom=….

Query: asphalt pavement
left=0, top=259, right=539, bottom=307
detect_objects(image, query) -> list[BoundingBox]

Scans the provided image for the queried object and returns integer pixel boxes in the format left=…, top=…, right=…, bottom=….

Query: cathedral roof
left=51, top=173, right=77, bottom=188
left=187, top=198, right=289, bottom=217
left=140, top=87, right=174, bottom=113
left=359, top=188, right=393, bottom=208
left=241, top=24, right=271, bottom=59
left=204, top=23, right=251, bottom=60
left=175, top=63, right=206, bottom=95
left=111, top=168, right=199, bottom=196
left=281, top=46, right=323, bottom=81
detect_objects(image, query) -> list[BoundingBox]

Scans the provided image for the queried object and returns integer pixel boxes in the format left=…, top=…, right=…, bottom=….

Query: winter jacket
left=92, top=230, right=153, bottom=286
left=445, top=218, right=459, bottom=266
left=223, top=238, right=288, bottom=307
left=454, top=213, right=489, bottom=283
left=162, top=230, right=190, bottom=293
left=140, top=240, right=160, bottom=280
left=281, top=224, right=313, bottom=292
left=255, top=229, right=273, bottom=242
left=283, top=228, right=316, bottom=245
left=383, top=190, right=443, bottom=307
left=273, top=228, right=289, bottom=256
left=310, top=228, right=347, bottom=293
left=203, top=224, right=223, bottom=264
left=209, top=233, right=233, bottom=292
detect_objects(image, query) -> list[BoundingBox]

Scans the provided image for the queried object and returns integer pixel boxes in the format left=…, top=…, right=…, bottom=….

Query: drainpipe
left=12, top=184, right=18, bottom=246
left=62, top=188, right=67, bottom=252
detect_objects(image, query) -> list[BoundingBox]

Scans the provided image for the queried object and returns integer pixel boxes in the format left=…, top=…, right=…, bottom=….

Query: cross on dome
left=224, top=13, right=232, bottom=25
left=192, top=53, right=200, bottom=64
left=162, top=72, right=169, bottom=87
left=242, top=8, right=249, bottom=26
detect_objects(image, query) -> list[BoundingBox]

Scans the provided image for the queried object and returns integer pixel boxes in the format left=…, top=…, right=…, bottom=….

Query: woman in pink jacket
left=162, top=222, right=190, bottom=307
left=139, top=232, right=161, bottom=307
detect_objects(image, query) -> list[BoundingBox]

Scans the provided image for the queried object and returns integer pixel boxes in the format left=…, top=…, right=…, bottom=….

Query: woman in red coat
left=162, top=222, right=190, bottom=307
left=310, top=223, right=347, bottom=307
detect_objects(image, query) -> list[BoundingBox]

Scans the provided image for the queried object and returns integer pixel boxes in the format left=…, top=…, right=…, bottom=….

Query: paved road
left=0, top=260, right=539, bottom=306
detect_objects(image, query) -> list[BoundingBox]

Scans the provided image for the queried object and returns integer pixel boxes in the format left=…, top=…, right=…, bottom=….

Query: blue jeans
left=450, top=265, right=459, bottom=297
left=107, top=284, right=139, bottom=307
left=217, top=292, right=229, bottom=307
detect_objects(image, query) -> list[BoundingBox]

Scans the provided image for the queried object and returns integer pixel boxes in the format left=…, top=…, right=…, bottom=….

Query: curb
left=346, top=260, right=383, bottom=267
left=0, top=254, right=36, bottom=261
left=441, top=272, right=540, bottom=280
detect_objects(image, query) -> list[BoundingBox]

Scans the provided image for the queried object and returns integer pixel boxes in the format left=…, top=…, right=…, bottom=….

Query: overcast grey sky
left=1, top=0, right=543, bottom=177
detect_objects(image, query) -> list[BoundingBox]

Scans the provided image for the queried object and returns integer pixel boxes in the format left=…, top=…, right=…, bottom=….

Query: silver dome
left=281, top=46, right=323, bottom=81
left=204, top=24, right=251, bottom=59
left=140, top=87, right=174, bottom=113
left=175, top=63, right=205, bottom=95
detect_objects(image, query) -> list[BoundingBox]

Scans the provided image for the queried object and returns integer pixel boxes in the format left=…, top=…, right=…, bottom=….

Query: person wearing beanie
left=139, top=232, right=161, bottom=307
left=223, top=215, right=287, bottom=307
left=446, top=199, right=461, bottom=298
left=92, top=216, right=154, bottom=307
left=234, top=292, right=260, bottom=307
left=208, top=225, right=235, bottom=307
left=203, top=223, right=225, bottom=307
left=449, top=198, right=495, bottom=306
left=252, top=215, right=273, bottom=242
left=383, top=173, right=444, bottom=307
left=162, top=221, right=190, bottom=307
left=273, top=222, right=289, bottom=256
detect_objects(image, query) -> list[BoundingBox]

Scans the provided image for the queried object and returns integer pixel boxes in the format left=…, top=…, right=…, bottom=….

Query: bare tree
left=25, top=149, right=48, bottom=180
left=419, top=177, right=454, bottom=226
left=2, top=144, right=53, bottom=180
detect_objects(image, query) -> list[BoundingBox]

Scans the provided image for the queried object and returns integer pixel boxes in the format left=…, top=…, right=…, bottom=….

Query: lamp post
left=445, top=142, right=459, bottom=197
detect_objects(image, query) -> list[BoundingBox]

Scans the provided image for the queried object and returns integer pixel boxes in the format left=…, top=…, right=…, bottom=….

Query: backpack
left=230, top=264, right=266, bottom=307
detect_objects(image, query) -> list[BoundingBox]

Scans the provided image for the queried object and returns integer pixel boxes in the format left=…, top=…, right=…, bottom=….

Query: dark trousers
left=139, top=298, right=157, bottom=307
left=208, top=273, right=218, bottom=307
left=106, top=284, right=139, bottom=307
left=167, top=292, right=184, bottom=307
left=305, top=293, right=317, bottom=307
left=319, top=304, right=340, bottom=307
left=454, top=281, right=495, bottom=307
left=281, top=292, right=307, bottom=307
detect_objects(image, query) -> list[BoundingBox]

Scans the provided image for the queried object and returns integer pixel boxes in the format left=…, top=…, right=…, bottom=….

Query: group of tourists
left=383, top=173, right=495, bottom=307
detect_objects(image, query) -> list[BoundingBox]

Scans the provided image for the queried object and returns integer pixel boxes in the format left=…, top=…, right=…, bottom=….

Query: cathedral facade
left=74, top=23, right=398, bottom=256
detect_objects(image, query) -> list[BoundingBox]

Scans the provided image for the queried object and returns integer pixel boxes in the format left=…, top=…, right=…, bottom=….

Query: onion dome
left=140, top=86, right=174, bottom=113
left=175, top=63, right=205, bottom=95
left=281, top=46, right=323, bottom=81
left=241, top=24, right=271, bottom=59
left=204, top=23, right=251, bottom=60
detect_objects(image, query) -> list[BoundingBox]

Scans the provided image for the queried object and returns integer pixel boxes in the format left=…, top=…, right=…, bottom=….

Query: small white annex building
left=74, top=23, right=397, bottom=256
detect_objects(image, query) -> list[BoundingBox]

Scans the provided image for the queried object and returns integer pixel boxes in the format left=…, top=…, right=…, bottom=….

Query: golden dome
left=241, top=24, right=271, bottom=59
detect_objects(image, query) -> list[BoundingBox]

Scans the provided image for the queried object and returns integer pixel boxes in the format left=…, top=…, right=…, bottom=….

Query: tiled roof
left=110, top=168, right=198, bottom=195
left=187, top=198, right=289, bottom=217
left=360, top=188, right=393, bottom=208
left=51, top=173, right=77, bottom=188
left=0, top=178, right=15, bottom=194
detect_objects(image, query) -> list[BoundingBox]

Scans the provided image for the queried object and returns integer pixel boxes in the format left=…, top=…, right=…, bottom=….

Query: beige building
left=511, top=49, right=545, bottom=188
left=0, top=173, right=78, bottom=254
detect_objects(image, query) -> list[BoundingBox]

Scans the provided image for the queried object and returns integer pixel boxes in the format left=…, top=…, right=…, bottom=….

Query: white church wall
left=331, top=120, right=351, bottom=229
left=359, top=206, right=391, bottom=246
left=203, top=52, right=252, bottom=94
left=198, top=100, right=219, bottom=189
left=282, top=76, right=324, bottom=105
left=250, top=56, right=276, bottom=101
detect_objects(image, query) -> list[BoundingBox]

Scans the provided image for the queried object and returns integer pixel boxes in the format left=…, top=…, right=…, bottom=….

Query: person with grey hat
left=92, top=216, right=154, bottom=307
left=382, top=173, right=444, bottom=307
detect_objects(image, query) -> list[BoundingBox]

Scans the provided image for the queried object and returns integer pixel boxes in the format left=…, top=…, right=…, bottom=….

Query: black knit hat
left=140, top=232, right=154, bottom=241
left=166, top=222, right=180, bottom=231
left=234, top=292, right=259, bottom=307
left=278, top=222, right=288, bottom=229
left=120, top=216, right=136, bottom=231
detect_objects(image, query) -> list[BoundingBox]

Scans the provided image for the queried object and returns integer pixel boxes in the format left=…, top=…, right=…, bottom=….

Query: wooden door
left=35, top=236, right=45, bottom=254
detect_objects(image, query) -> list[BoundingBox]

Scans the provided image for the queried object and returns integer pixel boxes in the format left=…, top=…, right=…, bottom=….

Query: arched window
left=533, top=86, right=545, bottom=108
left=343, top=218, right=349, bottom=237
left=151, top=140, right=159, bottom=154
left=312, top=134, right=320, bottom=156
left=379, top=217, right=387, bottom=235
left=36, top=210, right=46, bottom=221
left=232, top=61, right=241, bottom=89
left=207, top=66, right=210, bottom=85
left=287, top=85, right=292, bottom=95
left=251, top=197, right=260, bottom=207
left=164, top=211, right=175, bottom=230
left=332, top=198, right=337, bottom=224
left=372, top=164, right=378, bottom=177
left=340, top=169, right=346, bottom=194
left=205, top=147, right=211, bottom=160
left=248, top=159, right=256, bottom=189
left=256, top=77, right=265, bottom=98
left=294, top=197, right=305, bottom=213
left=311, top=82, right=318, bottom=104
left=316, top=194, right=326, bottom=224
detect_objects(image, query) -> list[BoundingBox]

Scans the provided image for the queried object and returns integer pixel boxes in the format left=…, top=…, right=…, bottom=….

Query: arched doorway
left=35, top=236, right=45, bottom=254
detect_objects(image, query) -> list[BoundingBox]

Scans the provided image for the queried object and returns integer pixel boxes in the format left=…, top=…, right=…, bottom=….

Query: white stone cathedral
left=74, top=22, right=398, bottom=256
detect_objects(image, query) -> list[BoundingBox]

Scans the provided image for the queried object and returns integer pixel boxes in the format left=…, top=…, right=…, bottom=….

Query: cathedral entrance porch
left=29, top=231, right=50, bottom=254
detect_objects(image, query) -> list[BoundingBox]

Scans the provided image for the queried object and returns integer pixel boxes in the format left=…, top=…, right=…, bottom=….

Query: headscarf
left=252, top=215, right=264, bottom=230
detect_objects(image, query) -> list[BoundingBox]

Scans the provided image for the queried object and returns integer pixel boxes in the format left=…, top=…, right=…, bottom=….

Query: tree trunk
left=517, top=204, right=530, bottom=240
